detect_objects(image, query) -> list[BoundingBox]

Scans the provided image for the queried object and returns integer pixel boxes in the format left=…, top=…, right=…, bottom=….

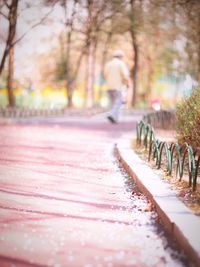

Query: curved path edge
left=115, top=133, right=200, bottom=267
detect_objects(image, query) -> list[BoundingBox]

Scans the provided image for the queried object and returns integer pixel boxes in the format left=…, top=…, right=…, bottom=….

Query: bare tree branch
left=13, top=5, right=55, bottom=46
left=0, top=1, right=55, bottom=76
left=0, top=10, right=7, bottom=19
left=2, top=0, right=11, bottom=9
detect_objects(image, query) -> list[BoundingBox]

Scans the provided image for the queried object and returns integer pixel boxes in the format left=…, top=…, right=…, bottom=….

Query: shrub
left=176, top=86, right=200, bottom=148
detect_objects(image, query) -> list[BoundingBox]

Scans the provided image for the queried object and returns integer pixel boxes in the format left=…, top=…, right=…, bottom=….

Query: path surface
left=0, top=112, right=191, bottom=266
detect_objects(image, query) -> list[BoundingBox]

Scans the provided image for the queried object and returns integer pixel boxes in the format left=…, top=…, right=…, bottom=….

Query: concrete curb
left=115, top=133, right=200, bottom=267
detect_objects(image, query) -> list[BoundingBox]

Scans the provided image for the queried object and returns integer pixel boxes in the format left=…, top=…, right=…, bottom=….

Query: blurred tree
left=135, top=0, right=185, bottom=106
left=53, top=0, right=126, bottom=107
left=50, top=0, right=88, bottom=107
left=0, top=0, right=18, bottom=106
left=1, top=0, right=198, bottom=109
left=82, top=0, right=118, bottom=107
left=128, top=0, right=142, bottom=107
left=0, top=0, right=54, bottom=107
left=62, top=0, right=80, bottom=107
left=80, top=0, right=133, bottom=106
left=99, top=0, right=128, bottom=98
left=175, top=0, right=200, bottom=82
left=0, top=0, right=18, bottom=77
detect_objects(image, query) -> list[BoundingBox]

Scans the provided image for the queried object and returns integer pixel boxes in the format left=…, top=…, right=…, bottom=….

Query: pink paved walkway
left=0, top=115, right=190, bottom=266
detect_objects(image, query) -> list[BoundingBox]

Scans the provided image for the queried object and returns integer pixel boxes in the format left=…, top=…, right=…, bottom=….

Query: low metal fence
left=0, top=107, right=65, bottom=118
left=143, top=110, right=176, bottom=129
left=136, top=120, right=200, bottom=191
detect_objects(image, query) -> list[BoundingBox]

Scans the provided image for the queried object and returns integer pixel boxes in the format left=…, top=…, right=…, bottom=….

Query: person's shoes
left=107, top=116, right=117, bottom=124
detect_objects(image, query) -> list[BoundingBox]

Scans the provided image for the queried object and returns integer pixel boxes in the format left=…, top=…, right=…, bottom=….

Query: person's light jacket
left=104, top=58, right=129, bottom=90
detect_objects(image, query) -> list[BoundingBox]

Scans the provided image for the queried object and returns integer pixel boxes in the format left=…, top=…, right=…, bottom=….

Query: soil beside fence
left=135, top=110, right=200, bottom=216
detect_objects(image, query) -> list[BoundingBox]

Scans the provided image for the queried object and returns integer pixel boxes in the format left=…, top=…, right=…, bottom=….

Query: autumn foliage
left=176, top=87, right=200, bottom=148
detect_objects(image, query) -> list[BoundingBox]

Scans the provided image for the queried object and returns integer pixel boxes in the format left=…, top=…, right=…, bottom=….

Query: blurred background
left=0, top=0, right=199, bottom=110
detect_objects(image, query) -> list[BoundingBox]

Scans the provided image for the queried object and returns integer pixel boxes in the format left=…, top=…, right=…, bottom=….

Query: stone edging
left=115, top=134, right=200, bottom=267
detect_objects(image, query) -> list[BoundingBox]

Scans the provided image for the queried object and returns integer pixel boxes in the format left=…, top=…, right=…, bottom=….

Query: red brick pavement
left=0, top=116, right=190, bottom=267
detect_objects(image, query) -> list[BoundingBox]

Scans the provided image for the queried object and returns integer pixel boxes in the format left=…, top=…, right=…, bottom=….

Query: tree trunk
left=7, top=45, right=15, bottom=107
left=85, top=43, right=93, bottom=108
left=198, top=8, right=200, bottom=82
left=63, top=0, right=79, bottom=108
left=131, top=37, right=138, bottom=107
left=0, top=0, right=18, bottom=76
left=100, top=31, right=112, bottom=77
left=67, top=81, right=73, bottom=108
left=129, top=0, right=139, bottom=107
left=145, top=55, right=153, bottom=106
left=66, top=29, right=73, bottom=108
left=97, top=31, right=112, bottom=102
left=66, top=46, right=86, bottom=108
left=91, top=37, right=98, bottom=105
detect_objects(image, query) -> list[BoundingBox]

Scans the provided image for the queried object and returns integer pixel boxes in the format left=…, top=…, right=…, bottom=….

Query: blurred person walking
left=104, top=50, right=129, bottom=123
